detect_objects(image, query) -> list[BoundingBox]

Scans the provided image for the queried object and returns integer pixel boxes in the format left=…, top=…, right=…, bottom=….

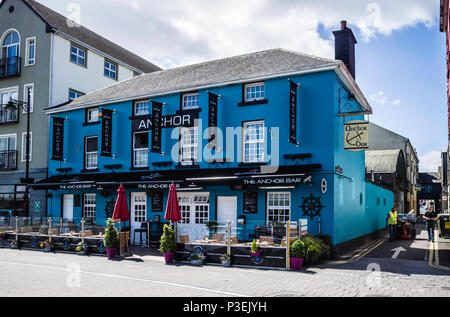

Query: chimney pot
left=341, top=20, right=347, bottom=30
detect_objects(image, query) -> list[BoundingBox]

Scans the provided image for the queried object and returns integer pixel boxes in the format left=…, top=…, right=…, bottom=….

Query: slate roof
left=365, top=150, right=404, bottom=173
left=1, top=0, right=161, bottom=73
left=48, top=48, right=342, bottom=112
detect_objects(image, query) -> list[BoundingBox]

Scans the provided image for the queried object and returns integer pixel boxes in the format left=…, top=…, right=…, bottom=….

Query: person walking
left=423, top=205, right=438, bottom=242
left=386, top=207, right=399, bottom=241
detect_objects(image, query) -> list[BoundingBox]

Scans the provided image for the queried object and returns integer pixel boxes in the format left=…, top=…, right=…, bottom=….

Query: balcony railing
left=0, top=57, right=21, bottom=79
left=0, top=151, right=17, bottom=171
left=0, top=104, right=19, bottom=125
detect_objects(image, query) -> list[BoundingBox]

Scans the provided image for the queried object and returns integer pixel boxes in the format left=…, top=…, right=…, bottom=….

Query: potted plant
left=40, top=240, right=54, bottom=253
left=0, top=232, right=4, bottom=241
left=75, top=242, right=88, bottom=255
left=190, top=252, right=206, bottom=266
left=10, top=240, right=19, bottom=250
left=103, top=218, right=119, bottom=259
left=160, top=224, right=177, bottom=264
left=249, top=239, right=261, bottom=257
left=219, top=254, right=231, bottom=267
left=290, top=239, right=306, bottom=271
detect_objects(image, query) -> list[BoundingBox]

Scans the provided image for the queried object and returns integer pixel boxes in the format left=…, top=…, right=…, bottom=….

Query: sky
left=38, top=0, right=447, bottom=172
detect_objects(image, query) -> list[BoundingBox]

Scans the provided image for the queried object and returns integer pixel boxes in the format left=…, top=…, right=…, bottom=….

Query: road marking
left=0, top=259, right=249, bottom=297
left=391, top=247, right=407, bottom=259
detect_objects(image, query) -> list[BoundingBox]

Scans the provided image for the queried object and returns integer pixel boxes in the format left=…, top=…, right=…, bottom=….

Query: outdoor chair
left=260, top=236, right=274, bottom=245
left=230, top=236, right=238, bottom=245
left=179, top=234, right=190, bottom=243
left=212, top=233, right=224, bottom=241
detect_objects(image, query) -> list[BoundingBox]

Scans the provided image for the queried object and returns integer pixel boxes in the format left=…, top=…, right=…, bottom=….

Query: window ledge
left=81, top=169, right=99, bottom=173
left=130, top=167, right=149, bottom=171
left=238, top=99, right=268, bottom=107
left=176, top=164, right=200, bottom=169
left=82, top=121, right=100, bottom=127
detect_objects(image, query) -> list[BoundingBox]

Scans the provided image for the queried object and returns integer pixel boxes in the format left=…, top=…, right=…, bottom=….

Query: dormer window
left=244, top=82, right=265, bottom=102
left=182, top=92, right=199, bottom=110
left=86, top=108, right=99, bottom=123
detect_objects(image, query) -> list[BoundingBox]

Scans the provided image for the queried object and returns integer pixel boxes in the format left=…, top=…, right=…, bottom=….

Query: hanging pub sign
left=289, top=81, right=299, bottom=145
left=132, top=111, right=198, bottom=132
left=151, top=101, right=163, bottom=153
left=344, top=120, right=369, bottom=152
left=51, top=116, right=65, bottom=161
left=101, top=108, right=113, bottom=157
left=208, top=92, right=219, bottom=145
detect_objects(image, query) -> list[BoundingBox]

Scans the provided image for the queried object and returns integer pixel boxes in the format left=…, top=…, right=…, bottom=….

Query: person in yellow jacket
left=386, top=207, right=399, bottom=241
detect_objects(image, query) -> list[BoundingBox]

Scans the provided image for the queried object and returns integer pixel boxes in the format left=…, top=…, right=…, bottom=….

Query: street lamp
left=8, top=89, right=33, bottom=217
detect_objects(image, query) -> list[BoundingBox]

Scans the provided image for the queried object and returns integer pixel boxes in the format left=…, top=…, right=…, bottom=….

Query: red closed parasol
left=164, top=184, right=182, bottom=223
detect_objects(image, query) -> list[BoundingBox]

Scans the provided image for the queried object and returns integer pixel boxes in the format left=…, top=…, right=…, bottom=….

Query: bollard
left=81, top=218, right=85, bottom=244
left=227, top=221, right=231, bottom=257
left=299, top=219, right=302, bottom=240
left=48, top=218, right=53, bottom=243
left=15, top=216, right=19, bottom=242
left=286, top=221, right=291, bottom=270
left=318, top=218, right=321, bottom=235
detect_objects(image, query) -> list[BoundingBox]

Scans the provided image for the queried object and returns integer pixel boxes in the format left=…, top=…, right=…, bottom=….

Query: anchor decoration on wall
left=105, top=199, right=116, bottom=219
left=300, top=194, right=325, bottom=219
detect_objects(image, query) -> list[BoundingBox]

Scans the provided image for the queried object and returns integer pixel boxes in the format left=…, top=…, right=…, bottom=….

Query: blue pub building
left=33, top=22, right=393, bottom=253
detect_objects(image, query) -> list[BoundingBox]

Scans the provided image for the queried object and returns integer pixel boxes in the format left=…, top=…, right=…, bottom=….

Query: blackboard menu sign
left=152, top=192, right=163, bottom=212
left=243, top=192, right=258, bottom=214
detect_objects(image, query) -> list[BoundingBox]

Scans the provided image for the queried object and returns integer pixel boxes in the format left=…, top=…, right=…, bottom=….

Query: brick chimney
left=333, top=20, right=357, bottom=79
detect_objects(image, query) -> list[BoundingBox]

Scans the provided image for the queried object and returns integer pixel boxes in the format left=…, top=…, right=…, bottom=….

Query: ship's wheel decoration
left=301, top=194, right=325, bottom=219
left=105, top=199, right=116, bottom=219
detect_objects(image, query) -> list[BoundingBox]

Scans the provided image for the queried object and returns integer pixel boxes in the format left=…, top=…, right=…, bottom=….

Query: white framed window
left=104, top=60, right=118, bottom=80
left=178, top=193, right=210, bottom=225
left=180, top=127, right=198, bottom=165
left=182, top=92, right=199, bottom=110
left=0, top=87, right=18, bottom=123
left=133, top=132, right=148, bottom=168
left=244, top=82, right=265, bottom=102
left=267, top=192, right=291, bottom=225
left=134, top=100, right=150, bottom=116
left=21, top=132, right=32, bottom=162
left=0, top=134, right=17, bottom=170
left=1, top=30, right=20, bottom=58
left=85, top=136, right=98, bottom=170
left=70, top=44, right=86, bottom=67
left=25, top=37, right=36, bottom=66
left=69, top=89, right=84, bottom=101
left=243, top=121, right=265, bottom=163
left=0, top=134, right=16, bottom=151
left=83, top=194, right=96, bottom=221
left=23, top=84, right=34, bottom=113
left=86, top=108, right=99, bottom=123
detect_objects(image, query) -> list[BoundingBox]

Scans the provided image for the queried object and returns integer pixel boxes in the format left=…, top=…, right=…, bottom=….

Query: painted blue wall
left=46, top=69, right=393, bottom=246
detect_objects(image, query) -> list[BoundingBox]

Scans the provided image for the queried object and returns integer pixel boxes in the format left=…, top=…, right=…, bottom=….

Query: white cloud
left=392, top=99, right=402, bottom=106
left=40, top=0, right=439, bottom=68
left=369, top=91, right=388, bottom=105
left=419, top=151, right=442, bottom=173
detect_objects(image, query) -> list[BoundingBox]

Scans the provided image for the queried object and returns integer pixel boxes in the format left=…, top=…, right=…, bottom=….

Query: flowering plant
left=10, top=240, right=18, bottom=248
left=75, top=242, right=88, bottom=253
left=219, top=254, right=231, bottom=262
left=40, top=240, right=54, bottom=250
left=191, top=252, right=206, bottom=262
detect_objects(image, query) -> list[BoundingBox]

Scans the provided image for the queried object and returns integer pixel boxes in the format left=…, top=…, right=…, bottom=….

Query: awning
left=30, top=164, right=322, bottom=191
